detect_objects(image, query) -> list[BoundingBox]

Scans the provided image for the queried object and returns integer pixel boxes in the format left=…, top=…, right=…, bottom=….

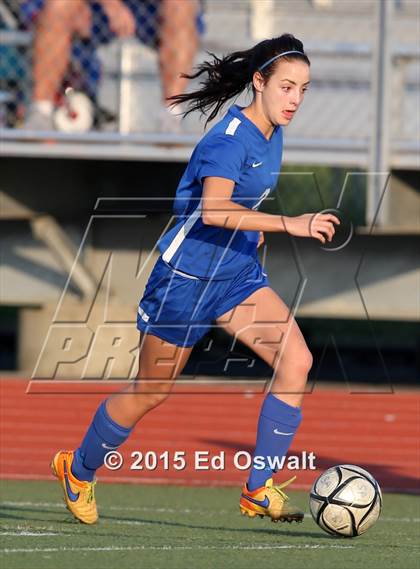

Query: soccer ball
left=309, top=464, right=382, bottom=537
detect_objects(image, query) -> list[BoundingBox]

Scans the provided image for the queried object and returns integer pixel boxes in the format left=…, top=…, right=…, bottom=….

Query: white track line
left=1, top=500, right=419, bottom=523
left=2, top=544, right=355, bottom=554
left=0, top=532, right=57, bottom=536
left=0, top=500, right=201, bottom=515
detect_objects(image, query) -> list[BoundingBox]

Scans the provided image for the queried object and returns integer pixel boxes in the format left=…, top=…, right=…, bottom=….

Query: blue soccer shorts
left=137, top=256, right=270, bottom=347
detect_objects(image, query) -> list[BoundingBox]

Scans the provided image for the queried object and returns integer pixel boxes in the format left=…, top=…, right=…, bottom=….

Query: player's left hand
left=257, top=231, right=264, bottom=248
left=101, top=0, right=136, bottom=37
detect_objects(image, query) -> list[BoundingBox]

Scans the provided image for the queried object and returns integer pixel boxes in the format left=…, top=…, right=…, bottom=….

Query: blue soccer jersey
left=158, top=104, right=283, bottom=279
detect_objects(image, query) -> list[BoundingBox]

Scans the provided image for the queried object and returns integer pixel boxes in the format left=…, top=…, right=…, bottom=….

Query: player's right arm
left=202, top=176, right=339, bottom=245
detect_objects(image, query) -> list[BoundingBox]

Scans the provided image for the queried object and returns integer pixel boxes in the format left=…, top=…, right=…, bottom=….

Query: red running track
left=1, top=379, right=419, bottom=493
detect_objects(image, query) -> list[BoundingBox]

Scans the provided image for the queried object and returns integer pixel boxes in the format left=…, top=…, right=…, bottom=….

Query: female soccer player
left=51, top=33, right=339, bottom=524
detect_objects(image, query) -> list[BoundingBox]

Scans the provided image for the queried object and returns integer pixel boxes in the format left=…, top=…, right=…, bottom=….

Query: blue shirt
left=158, top=105, right=283, bottom=279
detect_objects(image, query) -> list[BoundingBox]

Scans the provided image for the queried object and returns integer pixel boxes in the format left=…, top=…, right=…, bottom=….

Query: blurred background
left=0, top=0, right=419, bottom=386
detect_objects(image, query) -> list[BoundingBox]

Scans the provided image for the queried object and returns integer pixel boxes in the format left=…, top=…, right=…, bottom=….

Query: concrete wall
left=1, top=155, right=419, bottom=376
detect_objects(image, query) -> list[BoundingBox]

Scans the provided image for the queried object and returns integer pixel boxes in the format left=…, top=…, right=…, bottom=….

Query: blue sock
left=247, top=393, right=302, bottom=491
left=71, top=400, right=132, bottom=482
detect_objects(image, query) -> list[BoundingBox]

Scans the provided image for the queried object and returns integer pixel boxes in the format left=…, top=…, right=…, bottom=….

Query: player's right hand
left=284, top=213, right=340, bottom=244
left=102, top=0, right=136, bottom=38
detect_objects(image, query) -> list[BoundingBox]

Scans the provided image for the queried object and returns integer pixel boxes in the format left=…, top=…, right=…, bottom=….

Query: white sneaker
left=157, top=105, right=183, bottom=134
left=23, top=103, right=54, bottom=131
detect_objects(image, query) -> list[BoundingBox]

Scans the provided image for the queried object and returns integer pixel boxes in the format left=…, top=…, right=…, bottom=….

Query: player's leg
left=216, top=286, right=312, bottom=521
left=106, top=332, right=193, bottom=427
left=25, top=0, right=91, bottom=128
left=52, top=332, right=192, bottom=524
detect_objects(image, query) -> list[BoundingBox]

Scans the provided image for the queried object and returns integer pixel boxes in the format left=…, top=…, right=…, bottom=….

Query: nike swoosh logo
left=252, top=161, right=263, bottom=168
left=64, top=460, right=80, bottom=502
left=101, top=443, right=118, bottom=450
left=273, top=429, right=294, bottom=435
left=242, top=493, right=270, bottom=508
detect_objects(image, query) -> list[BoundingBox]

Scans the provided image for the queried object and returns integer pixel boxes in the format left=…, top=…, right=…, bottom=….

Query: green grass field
left=1, top=480, right=419, bottom=569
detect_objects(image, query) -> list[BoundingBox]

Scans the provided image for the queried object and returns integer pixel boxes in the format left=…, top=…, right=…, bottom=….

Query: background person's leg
left=158, top=0, right=199, bottom=102
left=25, top=0, right=91, bottom=128
left=157, top=0, right=199, bottom=131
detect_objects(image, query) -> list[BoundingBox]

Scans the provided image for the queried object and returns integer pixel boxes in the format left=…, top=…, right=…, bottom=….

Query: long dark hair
left=169, top=34, right=310, bottom=125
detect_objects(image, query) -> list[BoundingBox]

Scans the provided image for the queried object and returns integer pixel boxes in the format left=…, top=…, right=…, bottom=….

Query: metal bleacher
left=0, top=0, right=419, bottom=170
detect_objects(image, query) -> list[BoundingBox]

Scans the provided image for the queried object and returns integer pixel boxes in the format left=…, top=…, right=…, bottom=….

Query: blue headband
left=258, top=50, right=305, bottom=72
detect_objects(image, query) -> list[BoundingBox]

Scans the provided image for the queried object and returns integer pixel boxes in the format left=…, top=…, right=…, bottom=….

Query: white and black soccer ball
left=309, top=464, right=382, bottom=538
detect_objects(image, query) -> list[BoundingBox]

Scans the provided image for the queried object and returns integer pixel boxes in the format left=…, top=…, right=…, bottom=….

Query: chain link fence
left=0, top=0, right=203, bottom=131
left=0, top=1, right=419, bottom=149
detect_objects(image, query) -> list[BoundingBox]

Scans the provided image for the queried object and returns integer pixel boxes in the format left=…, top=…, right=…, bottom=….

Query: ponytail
left=169, top=34, right=310, bottom=125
